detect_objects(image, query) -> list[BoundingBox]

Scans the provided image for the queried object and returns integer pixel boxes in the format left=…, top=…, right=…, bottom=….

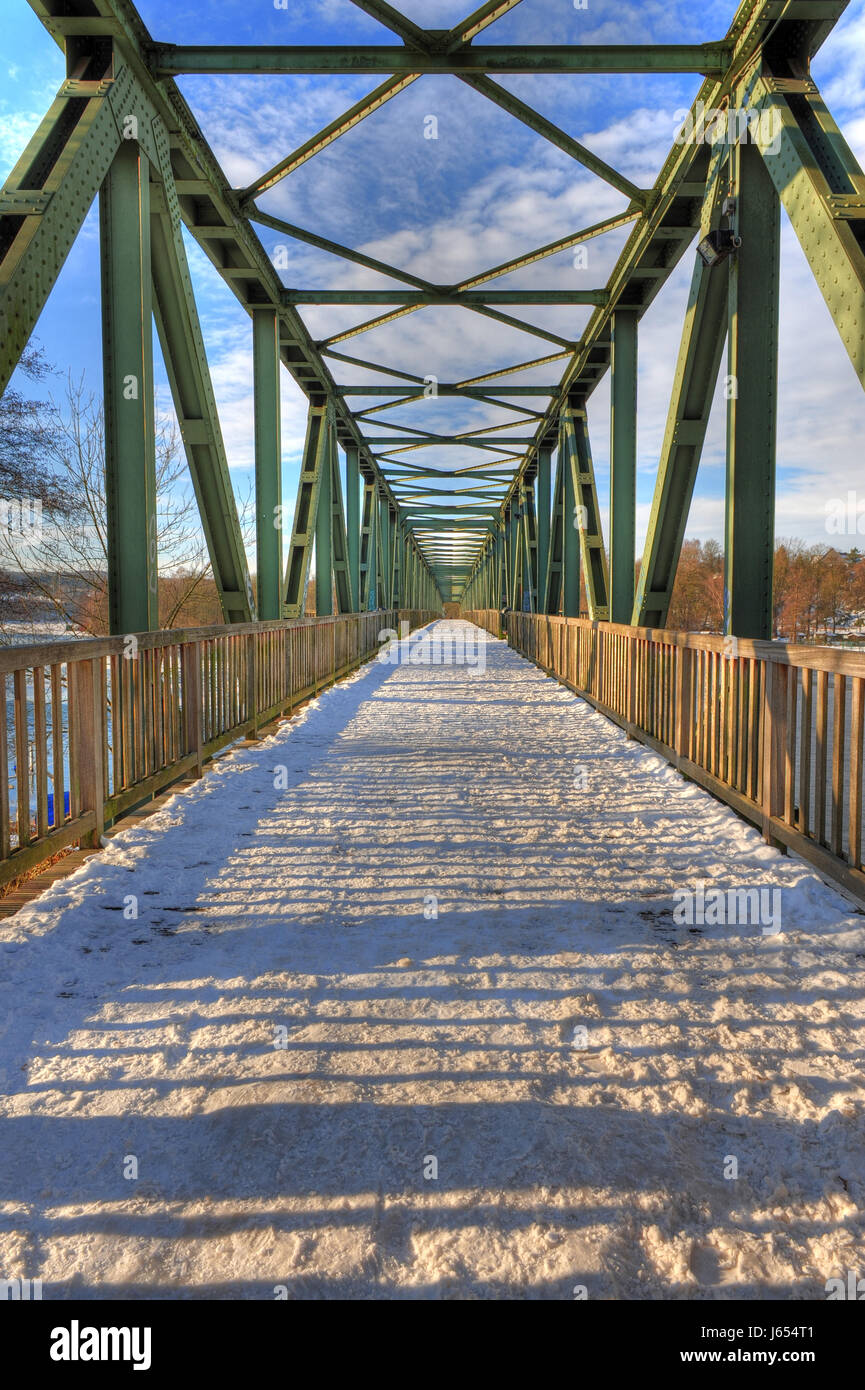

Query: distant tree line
left=666, top=538, right=865, bottom=640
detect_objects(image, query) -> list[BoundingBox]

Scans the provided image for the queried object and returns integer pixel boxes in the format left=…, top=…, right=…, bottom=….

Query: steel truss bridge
left=1, top=1, right=865, bottom=909
left=1, top=0, right=863, bottom=630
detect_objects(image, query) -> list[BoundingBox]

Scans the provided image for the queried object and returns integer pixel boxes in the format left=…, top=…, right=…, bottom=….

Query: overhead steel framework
left=1, top=0, right=863, bottom=633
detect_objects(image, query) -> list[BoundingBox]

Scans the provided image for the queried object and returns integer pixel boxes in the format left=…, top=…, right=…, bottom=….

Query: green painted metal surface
left=346, top=446, right=360, bottom=612
left=153, top=45, right=732, bottom=77
left=609, top=310, right=638, bottom=625
left=252, top=309, right=282, bottom=621
left=724, top=141, right=780, bottom=641
left=633, top=146, right=729, bottom=630
left=100, top=142, right=158, bottom=635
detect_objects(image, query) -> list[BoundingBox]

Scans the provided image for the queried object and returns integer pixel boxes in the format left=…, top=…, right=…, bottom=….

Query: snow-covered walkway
left=1, top=620, right=864, bottom=1300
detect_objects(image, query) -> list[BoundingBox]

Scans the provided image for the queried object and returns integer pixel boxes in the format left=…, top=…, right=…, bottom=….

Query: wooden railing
left=0, top=609, right=437, bottom=888
left=462, top=609, right=865, bottom=904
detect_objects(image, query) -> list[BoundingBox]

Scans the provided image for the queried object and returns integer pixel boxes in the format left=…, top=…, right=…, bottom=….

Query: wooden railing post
left=182, top=640, right=203, bottom=777
left=247, top=633, right=260, bottom=737
left=72, top=657, right=104, bottom=848
left=627, top=633, right=638, bottom=728
left=762, top=657, right=788, bottom=845
left=674, top=644, right=693, bottom=760
left=287, top=627, right=295, bottom=715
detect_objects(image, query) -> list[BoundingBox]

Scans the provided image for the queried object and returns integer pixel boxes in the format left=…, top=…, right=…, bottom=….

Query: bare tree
left=0, top=373, right=252, bottom=639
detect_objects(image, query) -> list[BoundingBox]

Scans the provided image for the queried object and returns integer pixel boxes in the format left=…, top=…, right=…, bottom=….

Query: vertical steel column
left=536, top=440, right=552, bottom=612
left=252, top=307, right=282, bottom=620
left=508, top=504, right=520, bottom=609
left=725, top=142, right=780, bottom=639
left=609, top=308, right=638, bottom=624
left=391, top=514, right=401, bottom=607
left=522, top=483, right=538, bottom=612
left=632, top=143, right=729, bottom=629
left=375, top=490, right=386, bottom=607
left=346, top=445, right=360, bottom=611
left=315, top=416, right=334, bottom=616
left=562, top=419, right=580, bottom=618
left=500, top=522, right=508, bottom=608
left=100, top=142, right=158, bottom=633
left=359, top=479, right=374, bottom=609
left=379, top=495, right=391, bottom=608
left=572, top=413, right=611, bottom=621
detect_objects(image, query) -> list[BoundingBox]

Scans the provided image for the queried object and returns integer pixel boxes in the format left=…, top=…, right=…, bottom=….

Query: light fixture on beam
left=696, top=228, right=741, bottom=268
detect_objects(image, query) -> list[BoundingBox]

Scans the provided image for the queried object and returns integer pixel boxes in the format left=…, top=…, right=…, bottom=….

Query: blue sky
left=3, top=0, right=865, bottom=581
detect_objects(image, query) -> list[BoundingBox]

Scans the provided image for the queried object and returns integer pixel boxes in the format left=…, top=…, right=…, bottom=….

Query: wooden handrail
left=0, top=609, right=438, bottom=888
left=462, top=608, right=865, bottom=905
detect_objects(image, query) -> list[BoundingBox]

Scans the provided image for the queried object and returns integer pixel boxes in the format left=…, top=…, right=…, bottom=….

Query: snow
left=1, top=619, right=864, bottom=1300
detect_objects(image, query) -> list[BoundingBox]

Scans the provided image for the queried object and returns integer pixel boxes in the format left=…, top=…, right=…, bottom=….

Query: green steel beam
left=365, top=437, right=536, bottom=446
left=459, top=73, right=648, bottom=205
left=375, top=492, right=387, bottom=606
left=328, top=432, right=353, bottom=614
left=346, top=445, right=360, bottom=611
left=322, top=349, right=426, bottom=383
left=284, top=290, right=607, bottom=306
left=315, top=416, right=334, bottom=617
left=252, top=307, right=282, bottom=620
left=0, top=69, right=123, bottom=394
left=536, top=441, right=552, bottom=613
left=724, top=140, right=780, bottom=640
left=379, top=494, right=390, bottom=608
left=344, top=0, right=428, bottom=48
left=747, top=65, right=865, bottom=392
left=508, top=503, right=520, bottom=610
left=316, top=303, right=422, bottom=348
left=411, top=519, right=496, bottom=530
left=152, top=45, right=731, bottom=77
left=149, top=137, right=255, bottom=623
left=522, top=482, right=538, bottom=612
left=284, top=405, right=329, bottom=617
left=100, top=140, right=158, bottom=634
left=315, top=295, right=576, bottom=350
left=464, top=301, right=578, bottom=349
left=389, top=503, right=399, bottom=607
left=360, top=480, right=377, bottom=609
left=240, top=74, right=419, bottom=201
left=633, top=148, right=729, bottom=629
left=386, top=469, right=514, bottom=483
left=251, top=207, right=436, bottom=292
left=341, top=385, right=558, bottom=396
left=561, top=426, right=579, bottom=618
left=564, top=407, right=609, bottom=620
left=543, top=446, right=564, bottom=616
left=608, top=309, right=638, bottom=623
left=366, top=414, right=538, bottom=435
left=458, top=352, right=570, bottom=386
left=489, top=0, right=845, bottom=523
left=458, top=210, right=642, bottom=291
left=394, top=489, right=509, bottom=501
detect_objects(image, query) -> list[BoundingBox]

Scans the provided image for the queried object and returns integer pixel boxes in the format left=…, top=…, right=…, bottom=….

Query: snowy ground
left=1, top=620, right=864, bottom=1300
